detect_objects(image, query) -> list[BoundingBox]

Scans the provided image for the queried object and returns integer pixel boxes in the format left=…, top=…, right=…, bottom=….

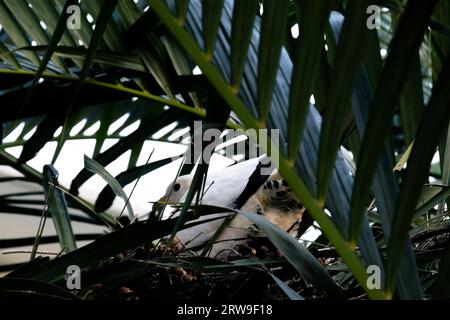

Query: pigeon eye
left=173, top=183, right=181, bottom=191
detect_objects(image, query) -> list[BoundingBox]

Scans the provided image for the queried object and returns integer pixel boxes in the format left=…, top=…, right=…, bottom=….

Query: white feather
left=163, top=155, right=273, bottom=250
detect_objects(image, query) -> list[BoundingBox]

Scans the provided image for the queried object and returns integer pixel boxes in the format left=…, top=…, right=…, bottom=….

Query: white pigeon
left=162, top=155, right=305, bottom=259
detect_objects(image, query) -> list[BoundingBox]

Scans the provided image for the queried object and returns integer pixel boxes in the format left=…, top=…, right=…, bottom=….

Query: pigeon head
left=164, top=175, right=192, bottom=203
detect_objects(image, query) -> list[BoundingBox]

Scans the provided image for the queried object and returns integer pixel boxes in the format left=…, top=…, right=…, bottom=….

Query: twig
left=3, top=250, right=59, bottom=256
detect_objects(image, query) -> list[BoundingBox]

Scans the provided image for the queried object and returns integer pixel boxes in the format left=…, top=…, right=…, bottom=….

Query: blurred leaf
left=0, top=40, right=20, bottom=68
left=230, top=0, right=259, bottom=91
left=398, top=54, right=424, bottom=145
left=324, top=11, right=388, bottom=292
left=0, top=278, right=81, bottom=300
left=116, top=0, right=140, bottom=28
left=270, top=274, right=304, bottom=300
left=243, top=212, right=345, bottom=299
left=0, top=204, right=100, bottom=227
left=386, top=50, right=450, bottom=294
left=18, top=45, right=146, bottom=72
left=27, top=0, right=78, bottom=47
left=53, top=0, right=92, bottom=46
left=0, top=234, right=100, bottom=249
left=137, top=46, right=175, bottom=98
left=0, top=1, right=40, bottom=65
left=202, top=0, right=224, bottom=58
left=161, top=35, right=201, bottom=107
left=52, top=0, right=119, bottom=164
left=287, top=0, right=331, bottom=162
left=4, top=256, right=49, bottom=278
left=434, top=237, right=450, bottom=299
left=440, top=128, right=450, bottom=215
left=10, top=215, right=226, bottom=282
left=175, top=0, right=189, bottom=25
left=143, top=256, right=285, bottom=271
left=83, top=0, right=124, bottom=52
left=415, top=185, right=447, bottom=208
left=317, top=0, right=369, bottom=203
left=361, top=20, right=383, bottom=94
left=18, top=115, right=61, bottom=164
left=3, top=0, right=67, bottom=72
left=127, top=141, right=144, bottom=170
left=19, top=0, right=78, bottom=116
left=414, top=185, right=450, bottom=221
left=43, top=164, right=77, bottom=253
left=119, top=5, right=175, bottom=97
left=79, top=260, right=154, bottom=293
left=84, top=155, right=135, bottom=220
left=257, top=0, right=289, bottom=125
left=349, top=0, right=438, bottom=246
left=433, top=1, right=450, bottom=214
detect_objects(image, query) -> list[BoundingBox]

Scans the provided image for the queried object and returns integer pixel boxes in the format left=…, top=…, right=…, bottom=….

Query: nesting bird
left=162, top=155, right=306, bottom=259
